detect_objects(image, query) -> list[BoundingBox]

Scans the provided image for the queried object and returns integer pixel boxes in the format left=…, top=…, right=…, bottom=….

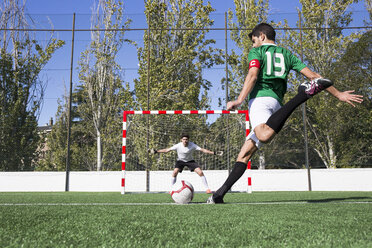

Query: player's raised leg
left=266, top=78, right=333, bottom=134
left=299, top=78, right=333, bottom=98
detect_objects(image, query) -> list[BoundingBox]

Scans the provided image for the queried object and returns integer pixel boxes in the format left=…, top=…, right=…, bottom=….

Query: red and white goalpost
left=122, top=110, right=252, bottom=194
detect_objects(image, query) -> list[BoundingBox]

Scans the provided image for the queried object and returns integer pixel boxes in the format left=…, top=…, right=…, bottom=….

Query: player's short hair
left=249, top=23, right=276, bottom=42
left=181, top=133, right=189, bottom=139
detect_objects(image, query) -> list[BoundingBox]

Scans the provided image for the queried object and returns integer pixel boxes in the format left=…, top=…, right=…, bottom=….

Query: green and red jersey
left=248, top=44, right=306, bottom=104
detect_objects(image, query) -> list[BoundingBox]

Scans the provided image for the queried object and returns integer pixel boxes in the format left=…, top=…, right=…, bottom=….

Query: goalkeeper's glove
left=149, top=148, right=158, bottom=154
left=214, top=151, right=223, bottom=156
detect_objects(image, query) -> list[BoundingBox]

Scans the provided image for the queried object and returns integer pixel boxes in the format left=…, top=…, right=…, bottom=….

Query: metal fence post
left=65, top=13, right=76, bottom=192
left=298, top=10, right=312, bottom=191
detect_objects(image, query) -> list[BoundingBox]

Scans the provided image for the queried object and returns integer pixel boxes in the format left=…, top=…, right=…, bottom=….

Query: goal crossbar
left=122, top=110, right=252, bottom=194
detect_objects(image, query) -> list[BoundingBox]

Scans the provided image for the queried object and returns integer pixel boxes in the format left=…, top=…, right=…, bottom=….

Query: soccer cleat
left=206, top=195, right=224, bottom=204
left=206, top=189, right=212, bottom=194
left=298, top=78, right=333, bottom=98
left=206, top=196, right=215, bottom=204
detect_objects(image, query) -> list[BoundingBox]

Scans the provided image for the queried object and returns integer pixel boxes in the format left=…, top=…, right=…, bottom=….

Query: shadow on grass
left=306, top=196, right=372, bottom=203
left=191, top=196, right=372, bottom=205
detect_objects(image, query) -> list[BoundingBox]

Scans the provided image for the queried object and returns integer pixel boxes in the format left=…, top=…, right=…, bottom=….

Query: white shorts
left=247, top=97, right=282, bottom=148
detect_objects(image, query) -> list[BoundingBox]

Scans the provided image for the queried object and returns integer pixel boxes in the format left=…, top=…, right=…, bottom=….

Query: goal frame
left=122, top=110, right=252, bottom=194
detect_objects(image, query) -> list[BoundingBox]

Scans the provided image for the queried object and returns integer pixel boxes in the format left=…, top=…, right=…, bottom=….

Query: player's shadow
left=193, top=196, right=372, bottom=204
left=305, top=196, right=372, bottom=203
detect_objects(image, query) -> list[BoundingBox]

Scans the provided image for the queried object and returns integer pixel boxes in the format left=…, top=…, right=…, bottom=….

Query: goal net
left=122, top=110, right=251, bottom=194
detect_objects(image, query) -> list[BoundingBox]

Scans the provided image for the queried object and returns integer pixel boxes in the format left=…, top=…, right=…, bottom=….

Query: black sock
left=266, top=91, right=308, bottom=133
left=214, top=162, right=247, bottom=199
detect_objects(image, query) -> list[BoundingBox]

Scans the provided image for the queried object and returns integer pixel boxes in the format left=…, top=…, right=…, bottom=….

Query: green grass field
left=0, top=191, right=371, bottom=247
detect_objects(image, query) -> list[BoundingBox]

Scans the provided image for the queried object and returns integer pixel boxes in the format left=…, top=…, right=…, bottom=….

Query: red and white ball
left=171, top=180, right=194, bottom=204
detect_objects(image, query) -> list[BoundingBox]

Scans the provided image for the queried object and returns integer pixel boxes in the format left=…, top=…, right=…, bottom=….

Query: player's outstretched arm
left=227, top=67, right=259, bottom=110
left=299, top=67, right=322, bottom=80
left=299, top=67, right=363, bottom=107
left=200, top=148, right=223, bottom=156
left=325, top=87, right=364, bottom=107
left=149, top=148, right=171, bottom=154
left=199, top=148, right=214, bottom=155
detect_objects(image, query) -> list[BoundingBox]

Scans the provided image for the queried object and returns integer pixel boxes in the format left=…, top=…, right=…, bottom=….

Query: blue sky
left=22, top=0, right=369, bottom=126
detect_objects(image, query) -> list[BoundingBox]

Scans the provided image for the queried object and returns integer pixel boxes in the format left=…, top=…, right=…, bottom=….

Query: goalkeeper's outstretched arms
left=200, top=148, right=223, bottom=156
left=149, top=148, right=171, bottom=154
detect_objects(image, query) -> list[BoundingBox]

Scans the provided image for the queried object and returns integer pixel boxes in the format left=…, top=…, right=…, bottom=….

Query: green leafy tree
left=281, top=0, right=364, bottom=168
left=327, top=30, right=371, bottom=167
left=40, top=0, right=134, bottom=171
left=37, top=90, right=97, bottom=171
left=0, top=0, right=64, bottom=171
left=135, top=0, right=220, bottom=110
left=226, top=0, right=269, bottom=105
left=78, top=0, right=132, bottom=171
left=225, top=0, right=270, bottom=169
left=128, top=0, right=223, bottom=170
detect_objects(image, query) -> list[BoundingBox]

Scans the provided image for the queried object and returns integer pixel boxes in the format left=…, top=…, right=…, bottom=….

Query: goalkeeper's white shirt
left=170, top=142, right=201, bottom=162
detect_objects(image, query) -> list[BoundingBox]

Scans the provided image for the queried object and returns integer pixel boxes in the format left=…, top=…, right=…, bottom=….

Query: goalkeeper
left=150, top=133, right=223, bottom=194
left=208, top=23, right=363, bottom=204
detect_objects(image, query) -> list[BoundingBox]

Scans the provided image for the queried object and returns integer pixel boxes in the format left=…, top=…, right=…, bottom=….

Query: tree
left=39, top=1, right=135, bottom=172
left=0, top=0, right=64, bottom=171
left=281, top=0, right=364, bottom=168
left=129, top=0, right=222, bottom=170
left=226, top=0, right=270, bottom=169
left=78, top=0, right=132, bottom=171
left=37, top=90, right=97, bottom=171
left=226, top=0, right=270, bottom=104
left=327, top=30, right=371, bottom=167
left=135, top=0, right=221, bottom=110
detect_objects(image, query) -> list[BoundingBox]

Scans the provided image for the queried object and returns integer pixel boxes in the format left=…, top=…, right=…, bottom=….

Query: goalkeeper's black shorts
left=175, top=160, right=200, bottom=172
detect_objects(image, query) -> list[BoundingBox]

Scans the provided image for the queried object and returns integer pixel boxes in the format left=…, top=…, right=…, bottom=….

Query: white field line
left=0, top=201, right=371, bottom=206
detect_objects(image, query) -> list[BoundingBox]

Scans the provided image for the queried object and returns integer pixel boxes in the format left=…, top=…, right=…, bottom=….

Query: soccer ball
left=171, top=180, right=194, bottom=204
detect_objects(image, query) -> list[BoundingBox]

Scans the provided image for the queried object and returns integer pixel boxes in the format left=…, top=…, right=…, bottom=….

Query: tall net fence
left=1, top=4, right=371, bottom=172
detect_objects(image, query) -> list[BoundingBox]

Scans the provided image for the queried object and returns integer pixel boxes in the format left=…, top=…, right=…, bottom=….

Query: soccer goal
left=122, top=110, right=252, bottom=194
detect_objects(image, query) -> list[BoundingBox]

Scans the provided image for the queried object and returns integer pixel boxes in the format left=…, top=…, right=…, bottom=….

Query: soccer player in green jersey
left=208, top=23, right=363, bottom=204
